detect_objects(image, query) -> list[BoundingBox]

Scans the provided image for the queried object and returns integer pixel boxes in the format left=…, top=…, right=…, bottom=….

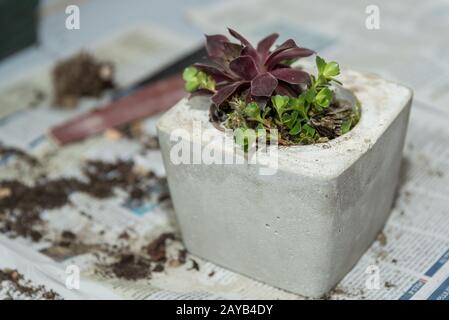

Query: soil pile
left=52, top=52, right=115, bottom=108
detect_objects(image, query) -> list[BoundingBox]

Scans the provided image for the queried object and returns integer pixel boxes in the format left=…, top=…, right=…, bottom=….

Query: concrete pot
left=157, top=69, right=412, bottom=298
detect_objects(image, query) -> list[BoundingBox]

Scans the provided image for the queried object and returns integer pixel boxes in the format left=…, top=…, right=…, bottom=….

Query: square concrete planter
left=157, top=69, right=412, bottom=298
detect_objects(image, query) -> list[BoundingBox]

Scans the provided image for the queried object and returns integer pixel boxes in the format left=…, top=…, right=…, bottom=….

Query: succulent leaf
left=205, top=34, right=229, bottom=58
left=251, top=73, right=278, bottom=97
left=229, top=56, right=259, bottom=80
left=257, top=33, right=279, bottom=57
left=211, top=81, right=247, bottom=106
left=270, top=68, right=310, bottom=84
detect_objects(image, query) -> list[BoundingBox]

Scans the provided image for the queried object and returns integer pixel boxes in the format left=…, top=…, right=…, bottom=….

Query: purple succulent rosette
left=182, top=28, right=360, bottom=146
left=194, top=28, right=314, bottom=107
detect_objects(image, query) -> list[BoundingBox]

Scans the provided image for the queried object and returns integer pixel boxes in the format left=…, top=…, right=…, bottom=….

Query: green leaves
left=244, top=102, right=264, bottom=123
left=289, top=120, right=302, bottom=135
left=302, top=124, right=316, bottom=137
left=221, top=53, right=359, bottom=148
left=316, top=56, right=340, bottom=78
left=282, top=111, right=298, bottom=129
left=181, top=29, right=362, bottom=148
left=234, top=127, right=251, bottom=151
left=272, top=95, right=290, bottom=108
left=323, top=61, right=340, bottom=78
left=183, top=67, right=199, bottom=92
left=341, top=119, right=352, bottom=135
left=183, top=66, right=198, bottom=81
left=315, top=56, right=341, bottom=85
left=301, top=56, right=342, bottom=112
left=271, top=95, right=290, bottom=119
left=182, top=66, right=216, bottom=92
left=316, top=56, right=326, bottom=74
left=315, top=87, right=332, bottom=108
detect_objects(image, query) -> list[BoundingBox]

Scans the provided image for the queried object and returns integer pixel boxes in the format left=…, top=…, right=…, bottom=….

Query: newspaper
left=1, top=2, right=449, bottom=300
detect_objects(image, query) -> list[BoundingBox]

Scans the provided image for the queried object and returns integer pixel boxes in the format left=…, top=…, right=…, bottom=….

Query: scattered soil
left=188, top=259, right=200, bottom=271
left=0, top=144, right=39, bottom=167
left=41, top=230, right=98, bottom=261
left=320, top=287, right=348, bottom=300
left=157, top=181, right=171, bottom=204
left=79, top=211, right=93, bottom=220
left=119, top=122, right=161, bottom=151
left=377, top=232, right=387, bottom=247
left=0, top=178, right=85, bottom=241
left=110, top=254, right=152, bottom=281
left=0, top=148, right=187, bottom=284
left=145, top=232, right=175, bottom=262
left=177, top=249, right=187, bottom=265
left=141, top=136, right=160, bottom=151
left=375, top=249, right=389, bottom=263
left=0, top=269, right=61, bottom=300
left=118, top=231, right=130, bottom=240
left=152, top=264, right=165, bottom=273
left=82, top=160, right=158, bottom=205
left=0, top=160, right=160, bottom=242
left=52, top=52, right=115, bottom=108
left=98, top=232, right=197, bottom=281
left=28, top=90, right=46, bottom=108
left=120, top=122, right=144, bottom=140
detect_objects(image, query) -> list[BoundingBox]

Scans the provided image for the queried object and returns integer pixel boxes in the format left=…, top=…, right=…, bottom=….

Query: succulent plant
left=183, top=29, right=361, bottom=146
left=191, top=28, right=314, bottom=107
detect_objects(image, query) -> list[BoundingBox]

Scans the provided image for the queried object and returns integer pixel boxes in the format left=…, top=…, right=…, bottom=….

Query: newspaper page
left=1, top=2, right=449, bottom=300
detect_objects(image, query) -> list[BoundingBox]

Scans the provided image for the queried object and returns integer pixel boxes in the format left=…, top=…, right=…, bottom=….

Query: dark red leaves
left=222, top=42, right=243, bottom=62
left=205, top=34, right=229, bottom=58
left=193, top=63, right=234, bottom=82
left=266, top=47, right=315, bottom=70
left=228, top=28, right=251, bottom=47
left=251, top=73, right=278, bottom=97
left=188, top=88, right=214, bottom=100
left=270, top=68, right=310, bottom=84
left=274, top=83, right=298, bottom=96
left=269, top=39, right=297, bottom=57
left=212, top=81, right=248, bottom=106
left=257, top=33, right=279, bottom=58
left=229, top=56, right=259, bottom=80
left=197, top=29, right=314, bottom=105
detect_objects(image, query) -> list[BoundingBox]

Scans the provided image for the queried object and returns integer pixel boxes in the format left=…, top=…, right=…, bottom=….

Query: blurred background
left=0, top=0, right=448, bottom=300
